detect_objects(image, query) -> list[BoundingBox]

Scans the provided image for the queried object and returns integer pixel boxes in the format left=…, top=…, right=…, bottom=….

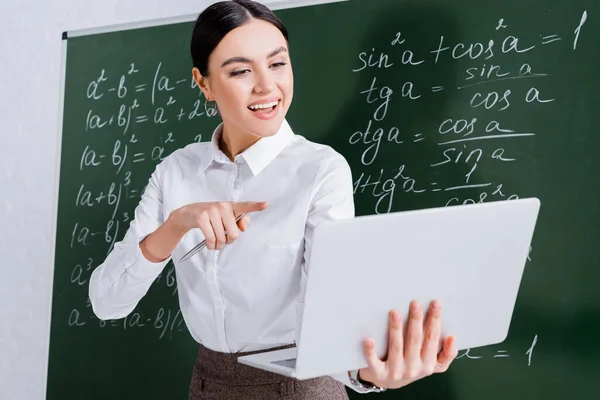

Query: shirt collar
left=198, top=119, right=295, bottom=176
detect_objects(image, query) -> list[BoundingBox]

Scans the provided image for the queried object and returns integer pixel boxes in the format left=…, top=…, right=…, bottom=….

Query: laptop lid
left=294, top=198, right=540, bottom=379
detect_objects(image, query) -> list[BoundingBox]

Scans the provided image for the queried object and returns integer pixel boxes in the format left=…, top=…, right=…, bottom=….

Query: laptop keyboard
left=271, top=358, right=297, bottom=369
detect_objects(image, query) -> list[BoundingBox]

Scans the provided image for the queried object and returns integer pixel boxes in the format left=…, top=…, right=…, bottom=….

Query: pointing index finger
left=232, top=201, right=268, bottom=216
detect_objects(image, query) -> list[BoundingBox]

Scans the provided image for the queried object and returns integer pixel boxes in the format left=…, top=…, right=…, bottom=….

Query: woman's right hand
left=171, top=201, right=268, bottom=250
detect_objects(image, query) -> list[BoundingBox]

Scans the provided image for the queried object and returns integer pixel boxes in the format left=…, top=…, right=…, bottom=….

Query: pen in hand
left=180, top=212, right=247, bottom=262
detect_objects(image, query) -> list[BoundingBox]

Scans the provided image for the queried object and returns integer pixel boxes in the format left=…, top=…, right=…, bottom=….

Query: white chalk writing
left=65, top=54, right=220, bottom=339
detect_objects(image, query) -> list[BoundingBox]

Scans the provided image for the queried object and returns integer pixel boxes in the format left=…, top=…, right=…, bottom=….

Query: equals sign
left=541, top=34, right=561, bottom=44
left=431, top=86, right=444, bottom=92
left=413, top=133, right=425, bottom=143
left=136, top=115, right=149, bottom=123
left=133, top=153, right=145, bottom=163
left=430, top=182, right=442, bottom=192
left=494, top=350, right=510, bottom=358
left=135, top=84, right=147, bottom=92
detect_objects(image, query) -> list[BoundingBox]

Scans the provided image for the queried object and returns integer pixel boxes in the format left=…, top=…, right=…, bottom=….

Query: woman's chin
left=244, top=113, right=286, bottom=138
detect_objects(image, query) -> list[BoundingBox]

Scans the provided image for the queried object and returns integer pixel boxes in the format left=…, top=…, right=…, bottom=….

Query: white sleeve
left=88, top=162, right=171, bottom=321
left=295, top=152, right=370, bottom=394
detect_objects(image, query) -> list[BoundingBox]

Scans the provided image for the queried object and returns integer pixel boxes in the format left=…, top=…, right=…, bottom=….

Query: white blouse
left=88, top=119, right=362, bottom=391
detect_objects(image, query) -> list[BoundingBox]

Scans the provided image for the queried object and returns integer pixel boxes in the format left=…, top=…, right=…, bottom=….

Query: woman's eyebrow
left=221, top=56, right=250, bottom=67
left=267, top=46, right=288, bottom=58
left=220, top=47, right=288, bottom=68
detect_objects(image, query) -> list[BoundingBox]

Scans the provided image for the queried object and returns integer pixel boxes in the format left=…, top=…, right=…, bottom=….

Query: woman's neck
left=219, top=123, right=260, bottom=161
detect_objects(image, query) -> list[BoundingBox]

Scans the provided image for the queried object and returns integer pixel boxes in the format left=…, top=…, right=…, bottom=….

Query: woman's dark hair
left=190, top=0, right=289, bottom=77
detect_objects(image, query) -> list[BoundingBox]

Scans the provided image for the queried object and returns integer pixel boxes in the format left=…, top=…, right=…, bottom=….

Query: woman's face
left=193, top=18, right=293, bottom=139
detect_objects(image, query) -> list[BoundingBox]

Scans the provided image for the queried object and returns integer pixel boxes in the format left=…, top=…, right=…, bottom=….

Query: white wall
left=0, top=0, right=325, bottom=398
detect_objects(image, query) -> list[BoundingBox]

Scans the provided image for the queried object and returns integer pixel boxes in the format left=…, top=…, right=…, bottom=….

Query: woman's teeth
left=248, top=101, right=279, bottom=110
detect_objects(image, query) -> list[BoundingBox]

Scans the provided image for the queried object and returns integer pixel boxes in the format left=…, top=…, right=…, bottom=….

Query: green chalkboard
left=48, top=0, right=600, bottom=399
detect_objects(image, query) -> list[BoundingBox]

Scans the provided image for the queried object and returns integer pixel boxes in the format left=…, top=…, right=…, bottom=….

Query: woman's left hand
left=357, top=300, right=458, bottom=390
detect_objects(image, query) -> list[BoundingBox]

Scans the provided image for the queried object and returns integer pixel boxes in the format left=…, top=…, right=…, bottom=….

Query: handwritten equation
left=348, top=11, right=588, bottom=214
left=457, top=335, right=539, bottom=366
left=64, top=35, right=222, bottom=339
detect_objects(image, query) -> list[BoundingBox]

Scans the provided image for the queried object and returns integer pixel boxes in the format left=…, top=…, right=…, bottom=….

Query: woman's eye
left=270, top=62, right=287, bottom=69
left=229, top=69, right=250, bottom=77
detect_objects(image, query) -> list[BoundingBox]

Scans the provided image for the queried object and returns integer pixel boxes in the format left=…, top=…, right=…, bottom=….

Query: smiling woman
left=190, top=1, right=293, bottom=161
left=87, top=1, right=457, bottom=399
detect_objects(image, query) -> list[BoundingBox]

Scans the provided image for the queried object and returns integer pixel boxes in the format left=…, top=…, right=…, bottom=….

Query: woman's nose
left=253, top=69, right=276, bottom=94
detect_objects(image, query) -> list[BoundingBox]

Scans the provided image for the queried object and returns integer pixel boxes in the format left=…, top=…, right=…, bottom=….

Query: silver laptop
left=238, top=198, right=541, bottom=380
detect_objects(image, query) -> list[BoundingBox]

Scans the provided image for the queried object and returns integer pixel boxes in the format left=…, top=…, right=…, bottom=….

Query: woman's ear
left=192, top=67, right=212, bottom=100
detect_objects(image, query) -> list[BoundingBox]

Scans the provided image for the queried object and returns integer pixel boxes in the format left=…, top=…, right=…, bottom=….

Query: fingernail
left=392, top=310, right=400, bottom=323
left=432, top=300, right=441, bottom=311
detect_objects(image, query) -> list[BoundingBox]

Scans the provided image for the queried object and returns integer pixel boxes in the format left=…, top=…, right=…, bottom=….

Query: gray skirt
left=189, top=343, right=350, bottom=400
